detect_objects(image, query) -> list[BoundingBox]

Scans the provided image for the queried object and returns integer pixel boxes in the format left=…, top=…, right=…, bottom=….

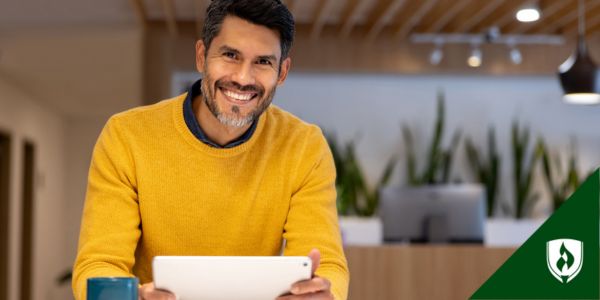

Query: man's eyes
left=223, top=52, right=237, bottom=59
left=257, top=59, right=273, bottom=66
left=221, top=53, right=273, bottom=67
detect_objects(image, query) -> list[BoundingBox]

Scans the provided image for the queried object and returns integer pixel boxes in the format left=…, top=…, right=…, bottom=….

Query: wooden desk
left=344, top=245, right=515, bottom=300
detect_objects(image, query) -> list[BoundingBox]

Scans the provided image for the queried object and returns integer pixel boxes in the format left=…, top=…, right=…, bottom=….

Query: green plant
left=326, top=133, right=396, bottom=216
left=356, top=154, right=396, bottom=217
left=536, top=139, right=583, bottom=211
left=326, top=133, right=353, bottom=215
left=511, top=121, right=540, bottom=219
left=465, top=127, right=500, bottom=217
left=402, top=91, right=461, bottom=185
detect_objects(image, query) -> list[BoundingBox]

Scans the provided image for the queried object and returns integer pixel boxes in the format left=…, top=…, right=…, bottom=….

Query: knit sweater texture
left=72, top=95, right=349, bottom=300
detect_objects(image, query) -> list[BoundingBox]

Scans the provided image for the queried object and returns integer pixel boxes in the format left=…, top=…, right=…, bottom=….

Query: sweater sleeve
left=72, top=116, right=141, bottom=300
left=282, top=127, right=350, bottom=300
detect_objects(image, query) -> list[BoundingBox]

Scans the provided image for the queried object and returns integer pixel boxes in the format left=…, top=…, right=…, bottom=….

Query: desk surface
left=345, top=245, right=515, bottom=300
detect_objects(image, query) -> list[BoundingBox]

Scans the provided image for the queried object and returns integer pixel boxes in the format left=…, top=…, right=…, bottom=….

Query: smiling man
left=72, top=0, right=349, bottom=300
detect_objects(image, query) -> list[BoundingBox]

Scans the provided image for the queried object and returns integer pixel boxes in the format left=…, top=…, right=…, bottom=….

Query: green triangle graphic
left=471, top=169, right=599, bottom=299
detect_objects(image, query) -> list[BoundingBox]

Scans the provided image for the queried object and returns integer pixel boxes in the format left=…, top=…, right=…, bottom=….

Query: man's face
left=196, top=16, right=291, bottom=128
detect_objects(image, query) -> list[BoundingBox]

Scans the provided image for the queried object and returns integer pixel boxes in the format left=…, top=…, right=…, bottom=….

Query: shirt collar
left=182, top=79, right=258, bottom=148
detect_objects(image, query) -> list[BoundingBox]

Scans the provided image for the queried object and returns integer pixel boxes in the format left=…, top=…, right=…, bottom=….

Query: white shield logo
left=546, top=239, right=584, bottom=283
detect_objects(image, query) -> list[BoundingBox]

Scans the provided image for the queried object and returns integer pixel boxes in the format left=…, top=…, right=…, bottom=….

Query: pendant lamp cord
left=578, top=0, right=584, bottom=38
left=577, top=0, right=587, bottom=53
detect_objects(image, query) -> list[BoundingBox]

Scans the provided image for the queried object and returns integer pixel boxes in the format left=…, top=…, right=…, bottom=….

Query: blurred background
left=1, top=0, right=600, bottom=299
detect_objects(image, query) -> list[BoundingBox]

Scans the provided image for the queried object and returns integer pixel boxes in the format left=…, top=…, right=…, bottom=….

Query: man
left=72, top=0, right=349, bottom=299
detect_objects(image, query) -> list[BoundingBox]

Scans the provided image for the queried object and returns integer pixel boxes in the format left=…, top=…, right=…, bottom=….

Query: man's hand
left=277, top=249, right=334, bottom=300
left=138, top=282, right=176, bottom=300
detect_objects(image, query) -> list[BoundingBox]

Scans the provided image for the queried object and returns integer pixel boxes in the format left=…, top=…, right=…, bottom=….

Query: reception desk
left=344, top=245, right=515, bottom=300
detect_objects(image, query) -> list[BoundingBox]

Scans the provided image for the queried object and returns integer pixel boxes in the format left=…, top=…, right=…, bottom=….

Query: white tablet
left=153, top=256, right=312, bottom=300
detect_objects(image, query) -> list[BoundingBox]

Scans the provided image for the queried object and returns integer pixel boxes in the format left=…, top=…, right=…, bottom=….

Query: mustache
left=216, top=79, right=264, bottom=96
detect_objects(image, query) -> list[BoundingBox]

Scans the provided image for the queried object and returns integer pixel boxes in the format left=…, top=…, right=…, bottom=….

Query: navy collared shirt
left=183, top=79, right=257, bottom=148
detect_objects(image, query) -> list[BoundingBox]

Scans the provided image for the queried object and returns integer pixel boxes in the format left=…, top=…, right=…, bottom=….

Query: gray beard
left=200, top=76, right=275, bottom=128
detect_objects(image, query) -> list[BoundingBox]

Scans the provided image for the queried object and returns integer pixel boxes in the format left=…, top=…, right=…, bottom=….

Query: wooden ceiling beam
left=563, top=3, right=600, bottom=36
left=539, top=0, right=600, bottom=34
left=161, top=0, right=178, bottom=36
left=310, top=0, right=335, bottom=41
left=520, top=0, right=576, bottom=34
left=338, top=0, right=365, bottom=39
left=365, top=0, right=407, bottom=41
left=468, top=1, right=528, bottom=34
left=586, top=16, right=600, bottom=35
left=539, top=9, right=577, bottom=34
left=426, top=0, right=470, bottom=33
left=130, top=0, right=148, bottom=30
left=393, top=0, right=438, bottom=39
left=583, top=14, right=600, bottom=35
left=454, top=0, right=503, bottom=33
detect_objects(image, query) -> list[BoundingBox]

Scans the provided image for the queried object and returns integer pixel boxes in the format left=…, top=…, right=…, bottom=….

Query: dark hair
left=202, top=0, right=295, bottom=61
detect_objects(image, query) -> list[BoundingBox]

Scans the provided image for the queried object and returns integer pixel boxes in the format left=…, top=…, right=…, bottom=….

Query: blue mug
left=87, top=277, right=139, bottom=300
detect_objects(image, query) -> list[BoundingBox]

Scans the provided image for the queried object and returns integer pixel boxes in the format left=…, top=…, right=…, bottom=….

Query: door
left=0, top=133, right=11, bottom=300
left=20, top=141, right=34, bottom=300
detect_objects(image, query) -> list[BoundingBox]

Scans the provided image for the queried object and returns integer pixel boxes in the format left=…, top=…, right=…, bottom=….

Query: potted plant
left=485, top=122, right=544, bottom=247
left=402, top=91, right=461, bottom=186
left=536, top=139, right=590, bottom=211
left=464, top=127, right=500, bottom=217
left=327, top=134, right=395, bottom=245
left=510, top=121, right=541, bottom=219
left=391, top=92, right=491, bottom=244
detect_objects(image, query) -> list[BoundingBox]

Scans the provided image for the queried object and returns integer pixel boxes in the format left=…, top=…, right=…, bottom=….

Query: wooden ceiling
left=132, top=0, right=600, bottom=40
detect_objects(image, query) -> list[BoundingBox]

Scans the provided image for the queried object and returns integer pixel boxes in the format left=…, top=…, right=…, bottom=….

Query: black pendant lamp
left=558, top=0, right=600, bottom=105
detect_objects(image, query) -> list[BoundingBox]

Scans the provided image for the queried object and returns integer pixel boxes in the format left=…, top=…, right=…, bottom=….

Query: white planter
left=485, top=218, right=546, bottom=247
left=338, top=216, right=383, bottom=246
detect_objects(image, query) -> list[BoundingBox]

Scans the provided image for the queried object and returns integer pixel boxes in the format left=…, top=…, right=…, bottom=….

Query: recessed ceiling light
left=516, top=5, right=541, bottom=22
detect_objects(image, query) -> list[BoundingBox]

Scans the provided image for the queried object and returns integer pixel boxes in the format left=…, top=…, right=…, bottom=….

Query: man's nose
left=231, top=62, right=256, bottom=87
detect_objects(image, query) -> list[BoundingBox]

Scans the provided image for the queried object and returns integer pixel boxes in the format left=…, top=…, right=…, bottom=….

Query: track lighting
left=412, top=33, right=563, bottom=68
left=509, top=47, right=522, bottom=65
left=467, top=46, right=482, bottom=68
left=429, top=43, right=444, bottom=65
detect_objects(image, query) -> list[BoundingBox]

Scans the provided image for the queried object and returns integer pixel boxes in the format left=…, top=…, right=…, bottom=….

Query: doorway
left=0, top=132, right=11, bottom=300
left=20, top=141, right=34, bottom=300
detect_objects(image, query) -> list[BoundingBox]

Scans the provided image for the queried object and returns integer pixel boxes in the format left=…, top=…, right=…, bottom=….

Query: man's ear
left=195, top=40, right=207, bottom=72
left=277, top=57, right=291, bottom=86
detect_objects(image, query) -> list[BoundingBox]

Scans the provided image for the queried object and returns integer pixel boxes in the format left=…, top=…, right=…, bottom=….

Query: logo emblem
left=546, top=239, right=584, bottom=283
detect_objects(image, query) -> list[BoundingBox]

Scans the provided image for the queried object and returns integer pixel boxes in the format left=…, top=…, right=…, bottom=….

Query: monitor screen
left=379, top=184, right=486, bottom=243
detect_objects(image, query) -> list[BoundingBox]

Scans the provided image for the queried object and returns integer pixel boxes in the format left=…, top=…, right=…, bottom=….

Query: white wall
left=63, top=116, right=108, bottom=270
left=275, top=73, right=600, bottom=218
left=0, top=77, right=69, bottom=300
left=0, top=24, right=142, bottom=300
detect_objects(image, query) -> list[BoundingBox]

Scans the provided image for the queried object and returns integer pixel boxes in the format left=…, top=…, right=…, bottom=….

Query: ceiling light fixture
left=506, top=39, right=523, bottom=65
left=411, top=33, right=563, bottom=68
left=467, top=45, right=482, bottom=68
left=429, top=40, right=444, bottom=65
left=509, top=47, right=523, bottom=65
left=516, top=2, right=541, bottom=23
left=558, top=0, right=600, bottom=105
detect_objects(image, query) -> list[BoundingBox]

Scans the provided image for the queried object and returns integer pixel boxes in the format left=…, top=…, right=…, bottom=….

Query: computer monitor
left=379, top=184, right=486, bottom=243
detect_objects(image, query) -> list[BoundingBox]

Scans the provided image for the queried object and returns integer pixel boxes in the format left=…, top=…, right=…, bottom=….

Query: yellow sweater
left=72, top=95, right=349, bottom=300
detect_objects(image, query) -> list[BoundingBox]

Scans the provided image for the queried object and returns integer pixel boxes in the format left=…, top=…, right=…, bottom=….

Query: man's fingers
left=276, top=290, right=333, bottom=300
left=308, top=248, right=320, bottom=274
left=139, top=282, right=176, bottom=300
left=291, top=276, right=330, bottom=295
